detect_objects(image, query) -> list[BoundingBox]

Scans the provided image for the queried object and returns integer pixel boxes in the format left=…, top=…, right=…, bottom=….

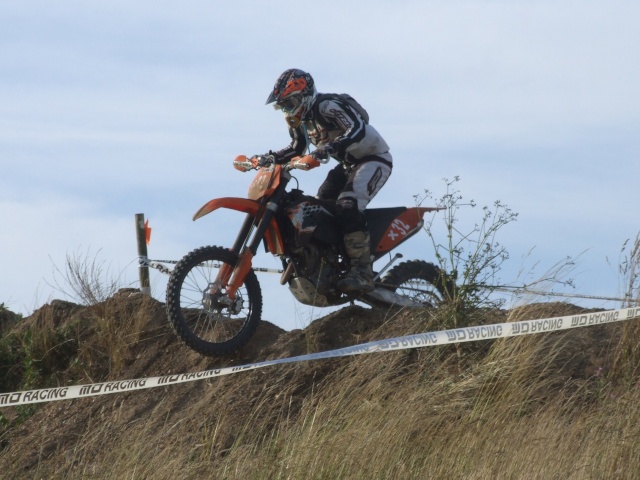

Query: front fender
left=193, top=197, right=262, bottom=221
left=192, top=197, right=285, bottom=255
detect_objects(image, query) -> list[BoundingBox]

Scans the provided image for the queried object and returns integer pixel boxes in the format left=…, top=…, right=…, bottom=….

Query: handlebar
left=233, top=156, right=255, bottom=172
left=286, top=155, right=321, bottom=171
left=233, top=154, right=321, bottom=172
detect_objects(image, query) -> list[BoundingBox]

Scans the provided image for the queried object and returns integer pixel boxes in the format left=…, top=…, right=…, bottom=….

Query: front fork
left=214, top=194, right=283, bottom=299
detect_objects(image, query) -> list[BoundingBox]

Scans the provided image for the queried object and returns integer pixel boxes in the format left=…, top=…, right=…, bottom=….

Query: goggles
left=274, top=96, right=301, bottom=114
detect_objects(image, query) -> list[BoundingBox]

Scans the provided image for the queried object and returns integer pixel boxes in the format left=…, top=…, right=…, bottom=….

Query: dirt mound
left=0, top=293, right=631, bottom=478
left=0, top=294, right=398, bottom=472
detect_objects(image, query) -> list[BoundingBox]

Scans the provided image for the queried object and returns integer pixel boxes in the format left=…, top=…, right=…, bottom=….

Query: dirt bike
left=165, top=154, right=451, bottom=356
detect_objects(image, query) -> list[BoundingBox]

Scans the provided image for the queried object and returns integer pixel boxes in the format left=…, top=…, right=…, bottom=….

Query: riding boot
left=337, top=231, right=374, bottom=293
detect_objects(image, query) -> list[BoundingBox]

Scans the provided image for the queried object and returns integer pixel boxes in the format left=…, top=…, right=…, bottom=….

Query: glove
left=313, top=143, right=335, bottom=161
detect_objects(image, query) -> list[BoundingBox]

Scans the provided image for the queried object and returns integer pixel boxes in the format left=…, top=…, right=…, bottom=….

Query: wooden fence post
left=135, top=213, right=151, bottom=295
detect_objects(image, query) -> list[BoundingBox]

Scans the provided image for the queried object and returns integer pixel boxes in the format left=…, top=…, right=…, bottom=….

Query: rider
left=260, top=68, right=393, bottom=293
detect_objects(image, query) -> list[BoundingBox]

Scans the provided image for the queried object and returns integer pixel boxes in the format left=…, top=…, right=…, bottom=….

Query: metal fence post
left=135, top=213, right=151, bottom=295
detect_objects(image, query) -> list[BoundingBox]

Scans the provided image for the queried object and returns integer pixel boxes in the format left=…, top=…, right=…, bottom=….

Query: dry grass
left=208, top=324, right=640, bottom=479
left=1, top=299, right=639, bottom=479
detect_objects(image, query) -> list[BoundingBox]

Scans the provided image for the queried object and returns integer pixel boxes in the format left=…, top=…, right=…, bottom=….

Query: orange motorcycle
left=166, top=155, right=449, bottom=356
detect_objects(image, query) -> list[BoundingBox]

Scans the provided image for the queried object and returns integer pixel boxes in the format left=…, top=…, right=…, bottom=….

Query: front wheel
left=379, top=260, right=452, bottom=308
left=166, top=246, right=263, bottom=356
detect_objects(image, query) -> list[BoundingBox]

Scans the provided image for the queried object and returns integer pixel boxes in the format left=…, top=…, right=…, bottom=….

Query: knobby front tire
left=165, top=246, right=263, bottom=356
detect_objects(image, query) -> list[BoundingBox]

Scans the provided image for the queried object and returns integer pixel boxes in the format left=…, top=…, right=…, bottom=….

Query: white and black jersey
left=271, top=94, right=393, bottom=170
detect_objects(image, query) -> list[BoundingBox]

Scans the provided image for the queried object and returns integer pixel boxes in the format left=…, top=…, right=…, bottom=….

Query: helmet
left=266, top=69, right=317, bottom=122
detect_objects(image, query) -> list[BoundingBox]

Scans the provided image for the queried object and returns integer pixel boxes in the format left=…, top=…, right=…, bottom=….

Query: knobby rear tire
left=165, top=246, right=263, bottom=356
left=380, top=260, right=451, bottom=307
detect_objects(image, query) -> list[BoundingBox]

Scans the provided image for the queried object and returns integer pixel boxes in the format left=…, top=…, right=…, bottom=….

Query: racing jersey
left=271, top=94, right=392, bottom=169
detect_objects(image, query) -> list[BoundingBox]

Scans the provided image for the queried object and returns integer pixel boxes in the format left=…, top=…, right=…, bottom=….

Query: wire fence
left=135, top=213, right=639, bottom=307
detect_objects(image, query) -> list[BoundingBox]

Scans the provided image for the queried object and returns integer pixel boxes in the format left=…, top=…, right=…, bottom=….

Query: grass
left=1, top=236, right=639, bottom=478
left=2, top=301, right=637, bottom=479
left=208, top=313, right=640, bottom=480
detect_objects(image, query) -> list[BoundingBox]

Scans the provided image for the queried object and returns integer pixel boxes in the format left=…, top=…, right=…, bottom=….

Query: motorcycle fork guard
left=225, top=194, right=283, bottom=298
left=212, top=213, right=257, bottom=299
left=224, top=249, right=255, bottom=299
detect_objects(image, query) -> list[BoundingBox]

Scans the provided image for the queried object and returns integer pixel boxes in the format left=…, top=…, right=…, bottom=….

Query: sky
left=1, top=1, right=639, bottom=332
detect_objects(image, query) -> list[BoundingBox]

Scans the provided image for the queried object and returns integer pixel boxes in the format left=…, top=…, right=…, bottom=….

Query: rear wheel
left=166, top=246, right=262, bottom=356
left=379, top=260, right=451, bottom=307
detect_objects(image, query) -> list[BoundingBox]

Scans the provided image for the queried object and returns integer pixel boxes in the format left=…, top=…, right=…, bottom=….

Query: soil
left=0, top=292, right=624, bottom=476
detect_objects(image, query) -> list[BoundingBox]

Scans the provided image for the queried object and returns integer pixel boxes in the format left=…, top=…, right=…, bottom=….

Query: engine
left=280, top=191, right=348, bottom=307
left=287, top=244, right=347, bottom=307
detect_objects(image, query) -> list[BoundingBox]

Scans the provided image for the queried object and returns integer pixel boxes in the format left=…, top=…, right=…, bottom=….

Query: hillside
left=0, top=291, right=639, bottom=479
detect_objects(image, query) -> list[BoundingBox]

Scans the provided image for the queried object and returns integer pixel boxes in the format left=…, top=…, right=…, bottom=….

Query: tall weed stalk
left=418, top=177, right=517, bottom=321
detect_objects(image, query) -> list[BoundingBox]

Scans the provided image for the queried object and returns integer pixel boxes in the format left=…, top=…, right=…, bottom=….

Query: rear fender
left=192, top=197, right=285, bottom=255
left=374, top=207, right=441, bottom=254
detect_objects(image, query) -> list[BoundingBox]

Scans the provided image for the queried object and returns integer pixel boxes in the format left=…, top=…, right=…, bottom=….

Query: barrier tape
left=2, top=307, right=639, bottom=408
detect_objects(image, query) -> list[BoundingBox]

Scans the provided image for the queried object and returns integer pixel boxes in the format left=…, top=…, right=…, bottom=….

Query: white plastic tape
left=2, top=307, right=639, bottom=407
